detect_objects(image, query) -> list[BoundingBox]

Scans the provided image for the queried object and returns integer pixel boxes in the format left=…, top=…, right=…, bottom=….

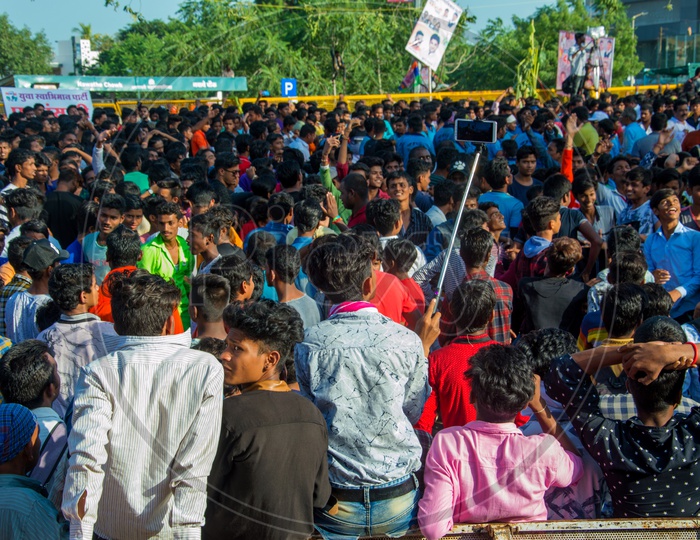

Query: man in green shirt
left=139, top=202, right=194, bottom=328
left=572, top=106, right=600, bottom=156
left=122, top=144, right=150, bottom=193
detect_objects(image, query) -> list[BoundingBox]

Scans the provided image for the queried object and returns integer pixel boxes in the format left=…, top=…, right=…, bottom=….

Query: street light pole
left=631, top=11, right=649, bottom=31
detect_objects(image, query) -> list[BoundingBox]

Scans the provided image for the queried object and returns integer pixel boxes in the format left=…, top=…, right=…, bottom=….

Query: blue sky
left=3, top=0, right=549, bottom=48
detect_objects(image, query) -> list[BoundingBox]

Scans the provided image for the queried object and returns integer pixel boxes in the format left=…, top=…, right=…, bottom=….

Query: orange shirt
left=191, top=130, right=209, bottom=157
left=91, top=266, right=184, bottom=333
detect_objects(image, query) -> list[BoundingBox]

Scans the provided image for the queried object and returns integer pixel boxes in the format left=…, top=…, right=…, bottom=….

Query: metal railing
left=103, top=84, right=680, bottom=115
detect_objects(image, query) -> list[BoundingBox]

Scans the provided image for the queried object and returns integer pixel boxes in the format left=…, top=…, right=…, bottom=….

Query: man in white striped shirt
left=62, top=272, right=224, bottom=539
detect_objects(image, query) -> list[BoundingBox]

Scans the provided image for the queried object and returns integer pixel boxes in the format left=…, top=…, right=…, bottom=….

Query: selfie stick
left=433, top=147, right=483, bottom=314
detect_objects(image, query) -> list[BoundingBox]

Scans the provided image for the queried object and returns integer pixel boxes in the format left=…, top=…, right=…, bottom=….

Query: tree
left=0, top=14, right=53, bottom=78
left=94, top=0, right=474, bottom=96
left=454, top=0, right=643, bottom=92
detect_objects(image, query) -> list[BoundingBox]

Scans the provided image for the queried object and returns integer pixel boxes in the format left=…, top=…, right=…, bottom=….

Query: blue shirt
left=244, top=222, right=293, bottom=250
left=622, top=122, right=647, bottom=156
left=644, top=221, right=700, bottom=317
left=396, top=133, right=435, bottom=165
left=81, top=232, right=110, bottom=285
left=478, top=191, right=524, bottom=236
left=596, top=183, right=627, bottom=216
left=617, top=200, right=658, bottom=236
left=295, top=308, right=429, bottom=486
left=0, top=474, right=68, bottom=539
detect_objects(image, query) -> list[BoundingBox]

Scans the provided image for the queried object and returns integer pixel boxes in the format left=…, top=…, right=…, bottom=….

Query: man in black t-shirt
left=203, top=300, right=331, bottom=540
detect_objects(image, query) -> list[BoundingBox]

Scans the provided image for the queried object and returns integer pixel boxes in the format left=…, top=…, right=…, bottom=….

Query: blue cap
left=0, top=403, right=37, bottom=464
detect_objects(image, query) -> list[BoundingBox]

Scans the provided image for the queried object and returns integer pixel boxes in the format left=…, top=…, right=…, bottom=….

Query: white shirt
left=62, top=331, right=223, bottom=540
left=37, top=313, right=117, bottom=404
left=425, top=205, right=447, bottom=228
left=5, top=291, right=50, bottom=343
left=668, top=116, right=696, bottom=143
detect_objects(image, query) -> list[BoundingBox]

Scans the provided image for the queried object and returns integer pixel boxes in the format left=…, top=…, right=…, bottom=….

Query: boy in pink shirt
left=418, top=344, right=583, bottom=540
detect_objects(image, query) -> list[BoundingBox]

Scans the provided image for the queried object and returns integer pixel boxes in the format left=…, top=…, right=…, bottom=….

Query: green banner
left=14, top=75, right=248, bottom=92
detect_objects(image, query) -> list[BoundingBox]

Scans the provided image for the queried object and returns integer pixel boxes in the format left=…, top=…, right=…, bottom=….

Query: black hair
left=99, top=193, right=126, bottom=215
left=106, top=225, right=142, bottom=269
left=460, top=228, right=493, bottom=268
left=207, top=205, right=235, bottom=242
left=451, top=279, right=496, bottom=335
left=120, top=145, right=144, bottom=172
left=267, top=192, right=294, bottom=223
left=47, top=263, right=94, bottom=312
left=4, top=188, right=44, bottom=221
left=186, top=181, right=218, bottom=208
left=688, top=165, right=700, bottom=189
left=608, top=251, right=647, bottom=285
left=5, top=149, right=36, bottom=177
left=484, top=157, right=511, bottom=190
left=366, top=198, right=401, bottom=236
left=190, top=273, right=230, bottom=322
left=36, top=300, right=61, bottom=332
left=626, top=167, right=653, bottom=187
left=382, top=238, right=417, bottom=274
left=342, top=172, right=369, bottom=201
left=650, top=188, right=677, bottom=210
left=406, top=158, right=431, bottom=180
left=251, top=172, right=278, bottom=199
left=641, top=283, right=673, bottom=319
left=307, top=234, right=372, bottom=304
left=0, top=339, right=55, bottom=409
left=114, top=181, right=141, bottom=199
left=211, top=253, right=254, bottom=301
left=628, top=316, right=686, bottom=413
left=516, top=145, right=537, bottom=162
left=111, top=272, right=182, bottom=336
left=466, top=344, right=534, bottom=422
left=76, top=200, right=99, bottom=236
left=602, top=283, right=647, bottom=338
left=607, top=226, right=641, bottom=258
left=293, top=199, right=323, bottom=235
left=433, top=181, right=457, bottom=207
left=7, top=235, right=34, bottom=272
left=191, top=337, right=227, bottom=358
left=213, top=152, right=239, bottom=172
left=542, top=174, right=572, bottom=203
left=516, top=328, right=578, bottom=379
left=244, top=230, right=277, bottom=268
left=277, top=160, right=302, bottom=189
left=155, top=201, right=183, bottom=219
left=222, top=299, right=304, bottom=377
left=19, top=219, right=49, bottom=238
left=525, top=197, right=560, bottom=232
left=650, top=113, right=668, bottom=132
left=266, top=244, right=301, bottom=284
left=456, top=209, right=489, bottom=240
left=572, top=175, right=597, bottom=197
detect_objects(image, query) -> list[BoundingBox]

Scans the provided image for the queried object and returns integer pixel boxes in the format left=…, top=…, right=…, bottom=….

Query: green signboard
left=13, top=75, right=248, bottom=92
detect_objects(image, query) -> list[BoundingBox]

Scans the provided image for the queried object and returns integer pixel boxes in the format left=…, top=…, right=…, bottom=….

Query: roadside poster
left=405, top=0, right=462, bottom=71
left=556, top=31, right=615, bottom=91
left=1, top=87, right=94, bottom=116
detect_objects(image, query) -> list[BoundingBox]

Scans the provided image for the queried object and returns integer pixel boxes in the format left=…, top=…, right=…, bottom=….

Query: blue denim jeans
left=313, top=475, right=421, bottom=540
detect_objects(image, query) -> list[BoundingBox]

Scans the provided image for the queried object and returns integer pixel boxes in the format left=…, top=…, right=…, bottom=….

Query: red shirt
left=347, top=204, right=367, bottom=228
left=370, top=270, right=417, bottom=325
left=415, top=334, right=529, bottom=433
left=241, top=220, right=257, bottom=240
left=91, top=266, right=184, bottom=333
left=401, top=277, right=426, bottom=313
left=239, top=155, right=251, bottom=175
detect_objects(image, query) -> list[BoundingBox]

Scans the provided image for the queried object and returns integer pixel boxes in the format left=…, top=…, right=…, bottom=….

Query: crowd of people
left=1, top=82, right=700, bottom=539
